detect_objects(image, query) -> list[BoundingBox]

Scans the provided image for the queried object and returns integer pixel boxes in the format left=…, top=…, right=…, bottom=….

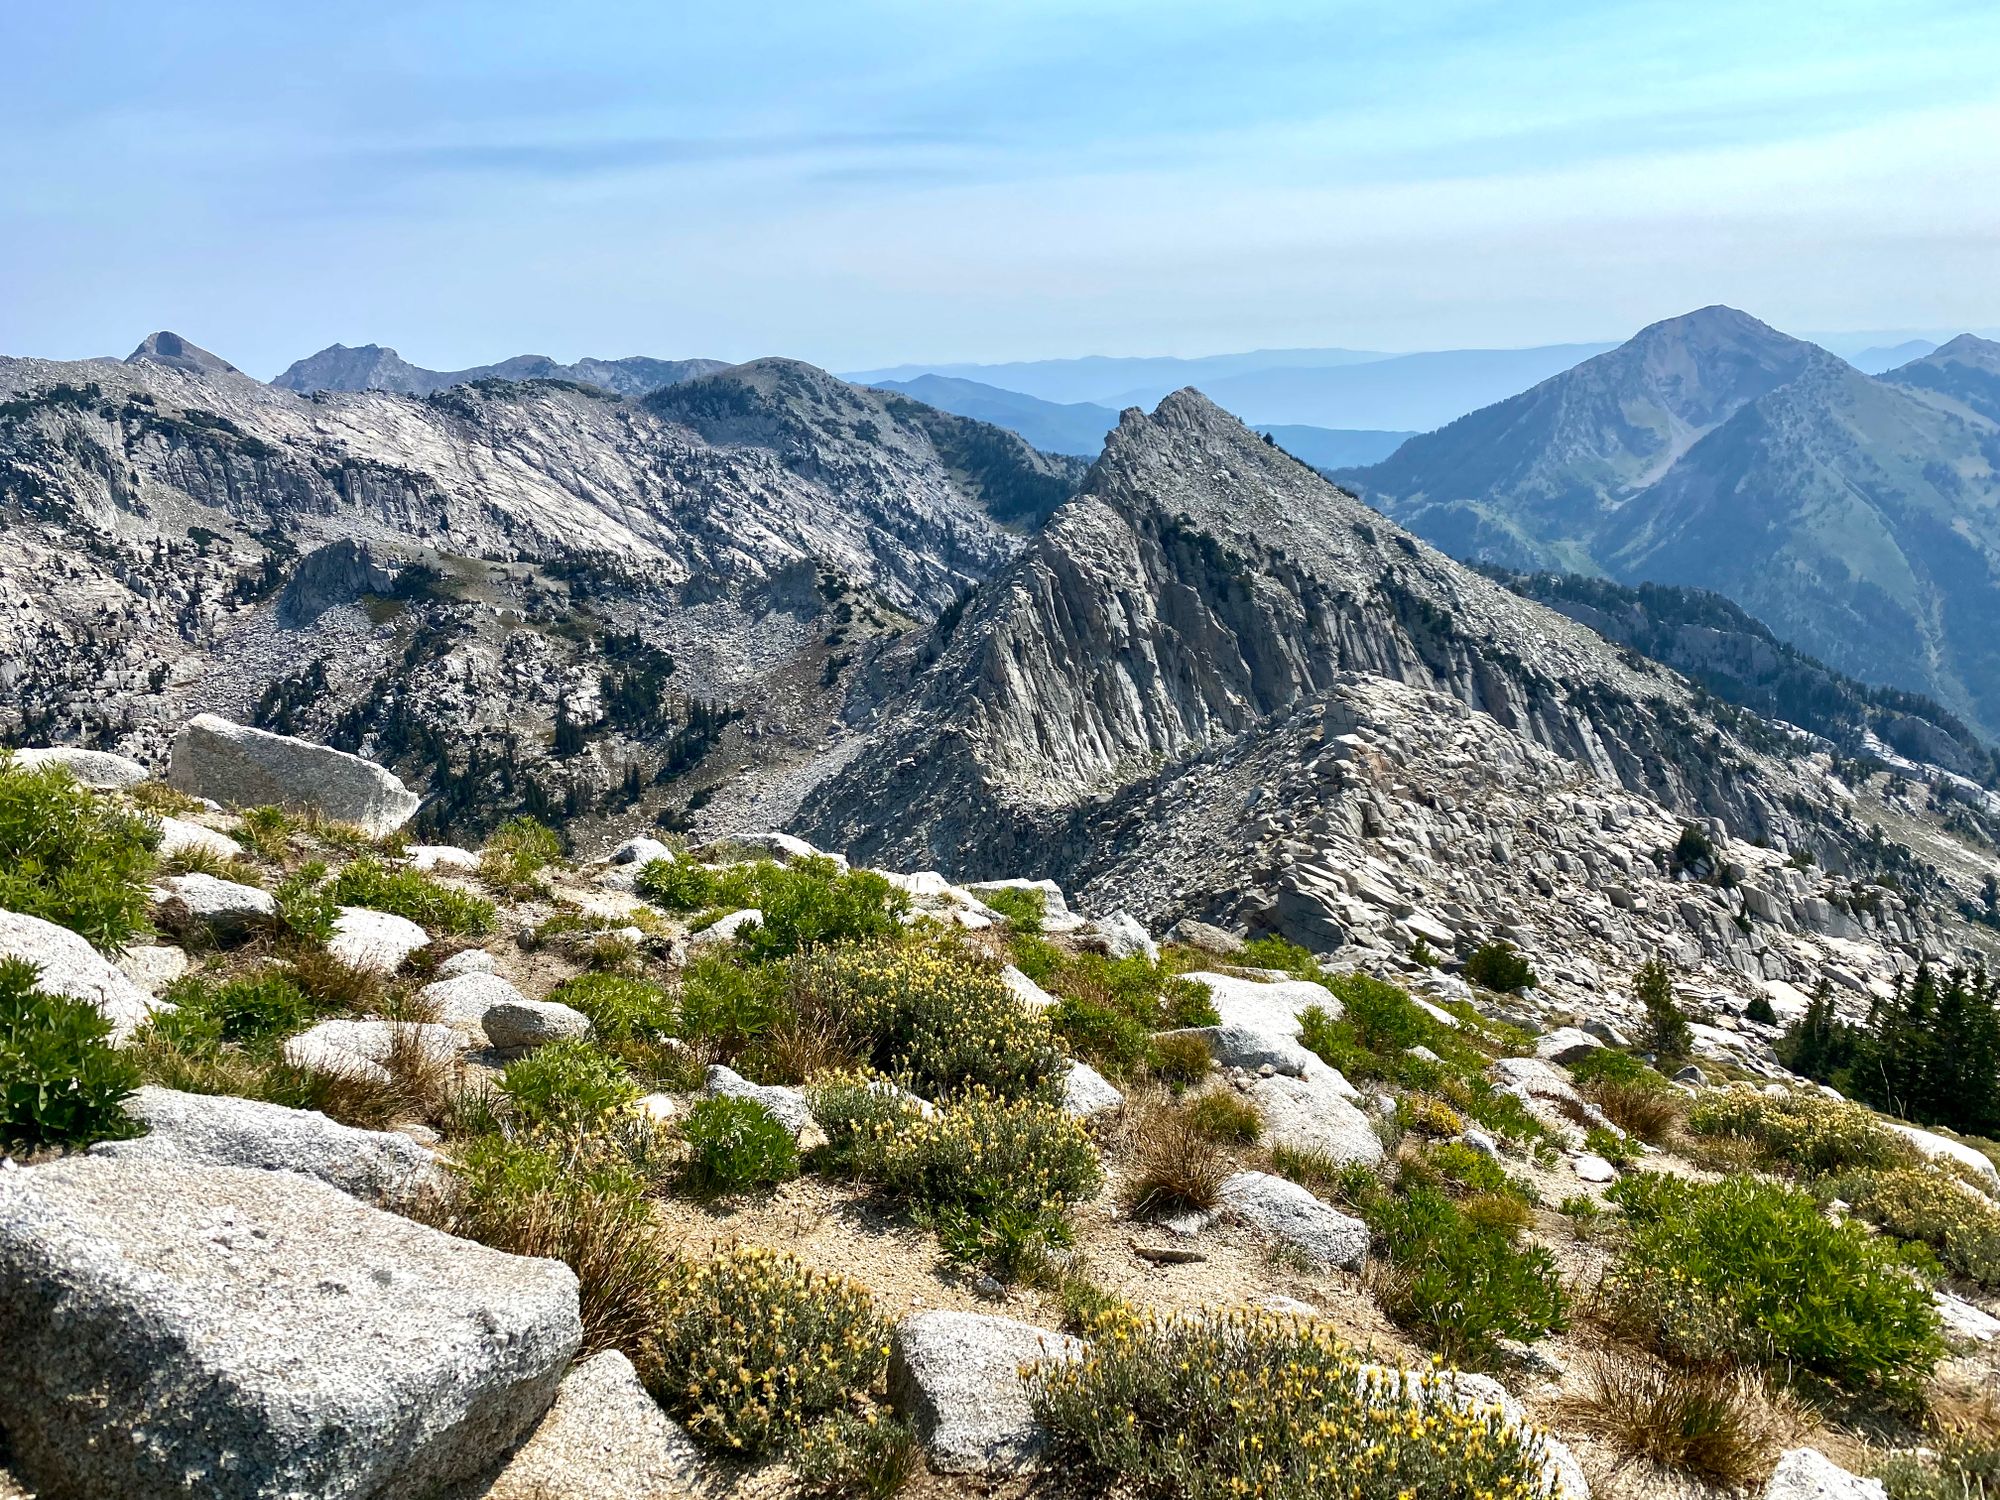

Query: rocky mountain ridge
left=272, top=342, right=729, bottom=398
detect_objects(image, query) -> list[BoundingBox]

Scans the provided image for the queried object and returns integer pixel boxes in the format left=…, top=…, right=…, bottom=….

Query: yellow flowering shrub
left=1028, top=1307, right=1562, bottom=1500
left=653, top=1246, right=890, bottom=1454
left=1688, top=1086, right=1916, bottom=1176
left=803, top=939, right=1066, bottom=1102
left=1829, top=1163, right=2000, bottom=1289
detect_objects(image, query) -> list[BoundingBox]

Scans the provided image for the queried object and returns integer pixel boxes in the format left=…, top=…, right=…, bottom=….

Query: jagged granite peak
left=126, top=331, right=240, bottom=377
left=271, top=343, right=728, bottom=398
left=1338, top=305, right=1833, bottom=569
left=794, top=388, right=1818, bottom=877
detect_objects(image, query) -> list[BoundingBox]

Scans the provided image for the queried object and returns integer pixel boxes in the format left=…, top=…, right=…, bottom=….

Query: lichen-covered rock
left=0, top=909, right=164, bottom=1043
left=327, top=906, right=430, bottom=974
left=0, top=1155, right=580, bottom=1500
left=889, top=1311, right=1083, bottom=1474
left=1219, top=1171, right=1369, bottom=1269
left=10, top=745, right=150, bottom=788
left=484, top=999, right=592, bottom=1051
left=168, top=714, right=421, bottom=835
left=89, top=1086, right=441, bottom=1206
left=460, top=1349, right=707, bottom=1500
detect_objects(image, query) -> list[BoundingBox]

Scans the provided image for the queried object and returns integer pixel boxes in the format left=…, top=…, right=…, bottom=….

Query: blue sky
left=2, top=1, right=1995, bottom=376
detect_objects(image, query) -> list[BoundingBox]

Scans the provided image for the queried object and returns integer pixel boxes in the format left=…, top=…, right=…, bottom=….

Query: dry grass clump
left=1183, top=1088, right=1261, bottom=1145
left=305, top=1019, right=463, bottom=1132
left=1123, top=1103, right=1231, bottom=1220
left=1587, top=1079, right=1685, bottom=1144
left=1564, top=1353, right=1804, bottom=1488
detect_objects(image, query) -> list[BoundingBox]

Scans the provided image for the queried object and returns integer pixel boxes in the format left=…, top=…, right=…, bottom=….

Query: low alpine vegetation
left=0, top=957, right=142, bottom=1147
left=680, top=1094, right=799, bottom=1194
left=1687, top=1084, right=1916, bottom=1177
left=639, top=855, right=907, bottom=959
left=1565, top=1354, right=1797, bottom=1489
left=0, top=757, right=159, bottom=950
left=1029, top=1307, right=1564, bottom=1500
left=1123, top=1102, right=1231, bottom=1219
left=653, top=1246, right=889, bottom=1455
left=328, top=855, right=496, bottom=935
left=1828, top=1163, right=2000, bottom=1290
left=477, top=815, right=564, bottom=892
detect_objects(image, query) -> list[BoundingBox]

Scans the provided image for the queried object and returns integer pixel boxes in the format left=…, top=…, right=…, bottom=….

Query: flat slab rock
left=1183, top=970, right=1337, bottom=1037
left=168, top=713, right=421, bottom=835
left=89, top=1086, right=442, bottom=1207
left=457, top=1350, right=707, bottom=1500
left=889, top=1310, right=1083, bottom=1474
left=0, top=1155, right=580, bottom=1500
left=0, top=908, right=164, bottom=1043
left=1219, top=1170, right=1369, bottom=1270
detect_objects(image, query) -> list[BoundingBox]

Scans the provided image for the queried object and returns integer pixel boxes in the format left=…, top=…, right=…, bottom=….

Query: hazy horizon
left=5, top=2, right=1997, bottom=378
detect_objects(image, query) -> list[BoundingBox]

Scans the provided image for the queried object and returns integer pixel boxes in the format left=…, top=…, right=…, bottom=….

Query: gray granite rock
left=327, top=906, right=430, bottom=974
left=0, top=909, right=164, bottom=1043
left=90, top=1086, right=441, bottom=1206
left=1061, top=1060, right=1123, bottom=1118
left=1765, top=1447, right=1885, bottom=1500
left=168, top=713, right=421, bottom=835
left=1094, top=910, right=1158, bottom=962
left=0, top=1155, right=580, bottom=1500
left=1246, top=1071, right=1384, bottom=1167
left=10, top=745, right=151, bottom=788
left=421, top=971, right=531, bottom=1026
left=889, top=1310, right=1083, bottom=1474
left=436, top=947, right=498, bottom=979
left=155, top=815, right=245, bottom=862
left=1219, top=1171, right=1369, bottom=1269
left=484, top=999, right=592, bottom=1051
left=152, top=872, right=276, bottom=937
left=284, top=1018, right=467, bottom=1085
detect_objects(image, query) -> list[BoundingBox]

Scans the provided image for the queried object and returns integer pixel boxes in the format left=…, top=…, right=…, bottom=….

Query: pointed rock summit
left=125, top=331, right=239, bottom=377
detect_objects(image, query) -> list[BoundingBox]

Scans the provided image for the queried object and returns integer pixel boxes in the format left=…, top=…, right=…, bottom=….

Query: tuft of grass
left=1029, top=1308, right=1563, bottom=1500
left=792, top=1412, right=920, bottom=1500
left=1184, top=1089, right=1262, bottom=1145
left=237, top=805, right=294, bottom=862
left=477, top=815, right=564, bottom=892
left=680, top=1094, right=800, bottom=1194
left=0, top=956, right=142, bottom=1146
left=0, top=757, right=158, bottom=950
left=652, top=1246, right=889, bottom=1455
left=274, top=861, right=340, bottom=944
left=976, top=885, right=1044, bottom=934
left=1565, top=1354, right=1798, bottom=1488
left=1587, top=1079, right=1684, bottom=1144
left=1124, top=1104, right=1230, bottom=1219
left=639, top=855, right=907, bottom=960
left=1148, top=1029, right=1212, bottom=1089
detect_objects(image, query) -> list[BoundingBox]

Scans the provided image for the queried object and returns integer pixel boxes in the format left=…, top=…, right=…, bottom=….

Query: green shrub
left=1235, top=935, right=1321, bottom=977
left=1402, top=1139, right=1535, bottom=1204
left=498, top=1041, right=638, bottom=1128
left=1604, top=1171, right=1943, bottom=1398
left=0, top=758, right=158, bottom=950
left=0, top=957, right=142, bottom=1146
left=1830, top=1164, right=2000, bottom=1290
left=1744, top=993, right=1778, bottom=1026
left=548, top=971, right=675, bottom=1043
left=639, top=856, right=906, bottom=959
left=274, top=861, right=340, bottom=944
left=1029, top=1307, right=1562, bottom=1500
left=675, top=953, right=789, bottom=1057
left=329, top=856, right=495, bottom=935
left=478, top=815, right=563, bottom=889
left=655, top=1246, right=889, bottom=1454
left=1149, top=1029, right=1213, bottom=1087
left=1366, top=1184, right=1567, bottom=1365
left=162, top=969, right=319, bottom=1047
left=791, top=1411, right=920, bottom=1500
left=1016, top=943, right=1216, bottom=1080
left=1568, top=1048, right=1666, bottom=1089
left=1585, top=1125, right=1639, bottom=1167
left=1688, top=1085, right=1916, bottom=1177
left=1463, top=940, right=1535, bottom=994
left=1874, top=1423, right=2000, bottom=1500
left=976, top=885, right=1044, bottom=934
left=681, top=1095, right=799, bottom=1194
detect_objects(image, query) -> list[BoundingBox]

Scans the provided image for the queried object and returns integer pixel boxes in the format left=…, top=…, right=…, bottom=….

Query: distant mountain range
left=1340, top=308, right=2000, bottom=740
left=272, top=343, right=726, bottom=398
left=850, top=343, right=1617, bottom=432
left=865, top=373, right=1411, bottom=467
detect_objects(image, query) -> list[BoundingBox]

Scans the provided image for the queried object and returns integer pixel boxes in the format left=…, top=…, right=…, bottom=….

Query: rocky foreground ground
left=2, top=722, right=1998, bottom=1500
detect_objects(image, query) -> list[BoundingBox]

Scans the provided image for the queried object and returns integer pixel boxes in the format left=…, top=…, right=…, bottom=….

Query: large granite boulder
left=167, top=714, right=420, bottom=835
left=0, top=909, right=164, bottom=1043
left=152, top=872, right=276, bottom=938
left=0, top=1155, right=580, bottom=1500
left=89, top=1086, right=441, bottom=1206
left=889, top=1311, right=1083, bottom=1474
left=420, top=971, right=531, bottom=1027
left=1245, top=1071, right=1384, bottom=1167
left=1183, top=971, right=1337, bottom=1037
